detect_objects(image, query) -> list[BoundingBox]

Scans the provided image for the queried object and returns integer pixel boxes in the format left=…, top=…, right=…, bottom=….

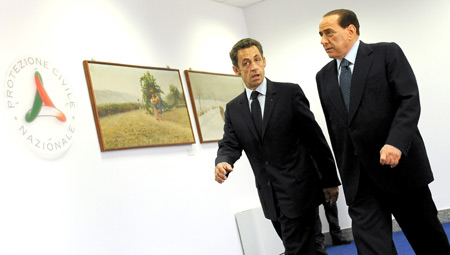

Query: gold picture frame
left=184, top=70, right=244, bottom=143
left=83, top=60, right=195, bottom=151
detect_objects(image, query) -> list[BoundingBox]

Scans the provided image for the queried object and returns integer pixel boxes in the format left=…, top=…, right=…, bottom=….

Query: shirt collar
left=337, top=39, right=360, bottom=67
left=246, top=77, right=267, bottom=100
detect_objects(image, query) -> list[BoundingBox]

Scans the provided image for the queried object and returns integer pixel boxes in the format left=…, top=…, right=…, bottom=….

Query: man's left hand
left=380, top=144, right=402, bottom=168
left=323, top=187, right=339, bottom=204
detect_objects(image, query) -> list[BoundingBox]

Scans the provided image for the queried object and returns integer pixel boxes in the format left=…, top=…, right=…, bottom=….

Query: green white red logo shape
left=3, top=55, right=77, bottom=158
left=25, top=71, right=67, bottom=123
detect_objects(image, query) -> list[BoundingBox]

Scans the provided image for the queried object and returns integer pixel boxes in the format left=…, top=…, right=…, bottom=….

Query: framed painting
left=184, top=70, right=244, bottom=143
left=83, top=60, right=195, bottom=151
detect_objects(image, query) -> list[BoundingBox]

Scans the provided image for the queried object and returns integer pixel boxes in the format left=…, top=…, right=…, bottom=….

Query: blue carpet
left=326, top=222, right=450, bottom=255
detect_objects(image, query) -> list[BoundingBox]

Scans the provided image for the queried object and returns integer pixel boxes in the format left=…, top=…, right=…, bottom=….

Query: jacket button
left=265, top=162, right=269, bottom=166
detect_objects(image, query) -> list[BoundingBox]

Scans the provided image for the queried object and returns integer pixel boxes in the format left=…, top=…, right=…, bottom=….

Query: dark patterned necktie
left=250, top=90, right=262, bottom=138
left=340, top=58, right=352, bottom=111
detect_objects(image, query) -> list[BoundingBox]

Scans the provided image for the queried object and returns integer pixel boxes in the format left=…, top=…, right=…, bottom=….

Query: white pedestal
left=235, top=207, right=284, bottom=255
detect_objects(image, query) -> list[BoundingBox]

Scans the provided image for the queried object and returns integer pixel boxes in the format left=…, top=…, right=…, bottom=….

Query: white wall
left=1, top=0, right=450, bottom=254
left=244, top=0, right=450, bottom=231
left=0, top=0, right=259, bottom=254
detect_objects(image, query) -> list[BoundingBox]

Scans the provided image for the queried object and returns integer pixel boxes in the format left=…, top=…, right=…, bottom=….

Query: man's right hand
left=215, top=162, right=233, bottom=184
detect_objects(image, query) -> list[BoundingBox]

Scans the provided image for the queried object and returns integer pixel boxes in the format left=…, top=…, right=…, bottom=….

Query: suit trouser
left=272, top=208, right=317, bottom=255
left=315, top=202, right=342, bottom=244
left=271, top=185, right=317, bottom=255
left=349, top=169, right=450, bottom=255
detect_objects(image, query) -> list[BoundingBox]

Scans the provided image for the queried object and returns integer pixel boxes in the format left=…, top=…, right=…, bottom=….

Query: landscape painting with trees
left=184, top=70, right=244, bottom=143
left=83, top=61, right=195, bottom=151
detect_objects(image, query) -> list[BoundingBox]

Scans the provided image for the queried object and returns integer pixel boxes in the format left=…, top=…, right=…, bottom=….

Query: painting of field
left=83, top=61, right=195, bottom=151
left=185, top=70, right=244, bottom=143
left=99, top=108, right=193, bottom=149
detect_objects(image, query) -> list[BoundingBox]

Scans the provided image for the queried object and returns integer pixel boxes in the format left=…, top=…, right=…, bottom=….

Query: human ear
left=232, top=66, right=241, bottom=76
left=347, top=24, right=357, bottom=39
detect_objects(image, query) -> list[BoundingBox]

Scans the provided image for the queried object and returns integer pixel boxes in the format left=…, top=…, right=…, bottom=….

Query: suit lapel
left=262, top=79, right=277, bottom=139
left=237, top=91, right=261, bottom=141
left=349, top=42, right=373, bottom=123
left=323, top=61, right=348, bottom=119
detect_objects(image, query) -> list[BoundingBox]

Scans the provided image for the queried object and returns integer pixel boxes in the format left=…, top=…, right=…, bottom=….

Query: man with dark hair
left=215, top=38, right=341, bottom=254
left=316, top=9, right=450, bottom=254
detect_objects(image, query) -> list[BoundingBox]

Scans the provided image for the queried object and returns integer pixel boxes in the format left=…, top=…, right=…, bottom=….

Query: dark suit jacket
left=216, top=79, right=340, bottom=220
left=316, top=41, right=434, bottom=205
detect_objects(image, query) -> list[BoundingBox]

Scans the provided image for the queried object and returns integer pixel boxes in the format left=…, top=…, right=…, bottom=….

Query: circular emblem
left=3, top=55, right=77, bottom=158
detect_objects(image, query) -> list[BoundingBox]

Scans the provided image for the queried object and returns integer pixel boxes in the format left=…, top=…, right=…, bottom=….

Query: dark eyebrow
left=320, top=29, right=333, bottom=36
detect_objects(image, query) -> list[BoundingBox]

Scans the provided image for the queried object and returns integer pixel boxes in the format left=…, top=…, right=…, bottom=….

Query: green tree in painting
left=140, top=71, right=164, bottom=114
left=166, top=84, right=185, bottom=108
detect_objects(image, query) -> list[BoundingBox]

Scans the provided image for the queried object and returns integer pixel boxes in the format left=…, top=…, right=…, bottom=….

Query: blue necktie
left=250, top=90, right=262, bottom=138
left=340, top=58, right=352, bottom=111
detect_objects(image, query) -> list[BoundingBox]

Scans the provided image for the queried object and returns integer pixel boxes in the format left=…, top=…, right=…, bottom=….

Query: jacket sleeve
left=384, top=43, right=421, bottom=156
left=215, top=103, right=243, bottom=167
left=293, top=85, right=341, bottom=188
